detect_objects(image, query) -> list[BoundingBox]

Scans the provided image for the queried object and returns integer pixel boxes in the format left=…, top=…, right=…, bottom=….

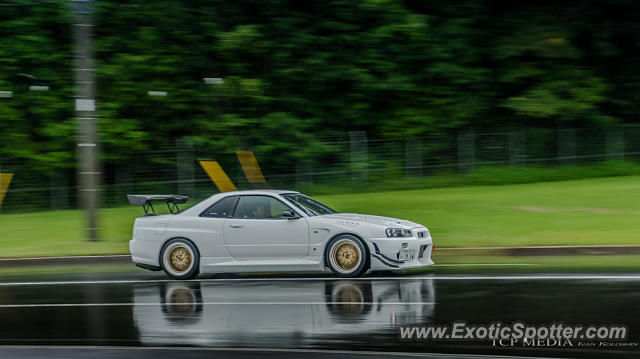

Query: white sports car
left=128, top=190, right=434, bottom=279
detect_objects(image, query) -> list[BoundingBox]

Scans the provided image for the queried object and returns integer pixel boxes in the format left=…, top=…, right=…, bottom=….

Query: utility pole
left=73, top=0, right=99, bottom=241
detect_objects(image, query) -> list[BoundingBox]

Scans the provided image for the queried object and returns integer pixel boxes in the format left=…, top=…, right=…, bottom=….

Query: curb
left=0, top=255, right=132, bottom=268
left=436, top=245, right=640, bottom=257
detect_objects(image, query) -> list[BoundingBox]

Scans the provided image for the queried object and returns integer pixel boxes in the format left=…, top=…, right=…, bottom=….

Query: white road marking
left=423, top=275, right=640, bottom=280
left=1, top=274, right=640, bottom=287
left=0, top=345, right=560, bottom=359
left=0, top=301, right=436, bottom=308
left=438, top=244, right=640, bottom=250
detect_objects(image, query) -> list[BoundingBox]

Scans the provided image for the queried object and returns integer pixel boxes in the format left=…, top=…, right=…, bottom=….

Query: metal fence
left=2, top=125, right=640, bottom=212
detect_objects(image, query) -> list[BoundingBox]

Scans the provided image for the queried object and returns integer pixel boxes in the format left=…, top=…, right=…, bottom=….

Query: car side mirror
left=282, top=210, right=297, bottom=219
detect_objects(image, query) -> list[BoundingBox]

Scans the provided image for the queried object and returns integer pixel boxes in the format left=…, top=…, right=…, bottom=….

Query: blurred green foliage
left=1, top=0, right=640, bottom=206
left=0, top=1, right=72, bottom=172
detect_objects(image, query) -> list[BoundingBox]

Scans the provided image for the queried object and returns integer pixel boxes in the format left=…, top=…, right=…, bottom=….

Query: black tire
left=160, top=238, right=200, bottom=280
left=325, top=234, right=369, bottom=278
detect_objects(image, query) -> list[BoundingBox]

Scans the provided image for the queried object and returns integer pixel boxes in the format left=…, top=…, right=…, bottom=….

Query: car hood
left=322, top=213, right=422, bottom=229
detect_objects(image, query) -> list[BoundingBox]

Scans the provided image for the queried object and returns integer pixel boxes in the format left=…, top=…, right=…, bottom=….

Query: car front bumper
left=367, top=235, right=434, bottom=271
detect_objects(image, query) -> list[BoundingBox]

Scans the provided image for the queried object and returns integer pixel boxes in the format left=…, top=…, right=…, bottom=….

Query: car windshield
left=281, top=193, right=337, bottom=216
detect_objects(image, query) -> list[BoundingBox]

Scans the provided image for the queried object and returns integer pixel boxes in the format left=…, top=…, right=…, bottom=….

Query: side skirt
left=199, top=257, right=326, bottom=274
left=135, top=262, right=162, bottom=271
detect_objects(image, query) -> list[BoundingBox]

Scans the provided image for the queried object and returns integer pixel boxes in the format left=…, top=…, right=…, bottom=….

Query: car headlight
left=385, top=228, right=413, bottom=238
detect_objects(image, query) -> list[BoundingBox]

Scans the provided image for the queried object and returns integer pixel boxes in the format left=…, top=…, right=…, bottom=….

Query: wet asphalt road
left=0, top=347, right=561, bottom=359
left=0, top=269, right=639, bottom=358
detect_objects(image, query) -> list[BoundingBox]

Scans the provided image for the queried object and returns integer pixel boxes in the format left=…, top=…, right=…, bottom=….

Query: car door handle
left=229, top=224, right=244, bottom=228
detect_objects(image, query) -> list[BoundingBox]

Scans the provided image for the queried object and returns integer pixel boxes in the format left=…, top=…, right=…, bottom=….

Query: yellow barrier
left=236, top=151, right=266, bottom=183
left=199, top=161, right=237, bottom=192
left=0, top=173, right=13, bottom=208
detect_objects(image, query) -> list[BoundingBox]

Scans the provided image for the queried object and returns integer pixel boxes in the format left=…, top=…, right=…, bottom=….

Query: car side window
left=200, top=196, right=238, bottom=218
left=233, top=196, right=292, bottom=219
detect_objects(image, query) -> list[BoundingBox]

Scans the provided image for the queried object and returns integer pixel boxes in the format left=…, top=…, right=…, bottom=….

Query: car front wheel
left=160, top=238, right=199, bottom=280
left=326, top=235, right=368, bottom=278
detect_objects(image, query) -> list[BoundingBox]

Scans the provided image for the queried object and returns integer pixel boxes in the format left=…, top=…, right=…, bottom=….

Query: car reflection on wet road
left=133, top=279, right=435, bottom=346
left=0, top=273, right=639, bottom=358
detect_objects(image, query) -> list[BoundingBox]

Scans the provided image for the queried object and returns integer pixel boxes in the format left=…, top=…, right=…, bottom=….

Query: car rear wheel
left=161, top=238, right=199, bottom=280
left=326, top=235, right=368, bottom=278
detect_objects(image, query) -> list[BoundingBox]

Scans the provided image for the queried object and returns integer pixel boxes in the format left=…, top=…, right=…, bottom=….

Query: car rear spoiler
left=127, top=194, right=188, bottom=216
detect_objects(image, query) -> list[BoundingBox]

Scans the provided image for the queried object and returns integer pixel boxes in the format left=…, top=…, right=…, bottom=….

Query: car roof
left=220, top=189, right=299, bottom=196
left=179, top=189, right=302, bottom=216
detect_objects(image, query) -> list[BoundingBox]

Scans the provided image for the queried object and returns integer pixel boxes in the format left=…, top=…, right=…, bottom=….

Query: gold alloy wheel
left=334, top=241, right=360, bottom=271
left=168, top=245, right=192, bottom=273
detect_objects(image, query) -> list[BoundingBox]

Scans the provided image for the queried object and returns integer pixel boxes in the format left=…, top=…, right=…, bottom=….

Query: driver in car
left=251, top=202, right=269, bottom=219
